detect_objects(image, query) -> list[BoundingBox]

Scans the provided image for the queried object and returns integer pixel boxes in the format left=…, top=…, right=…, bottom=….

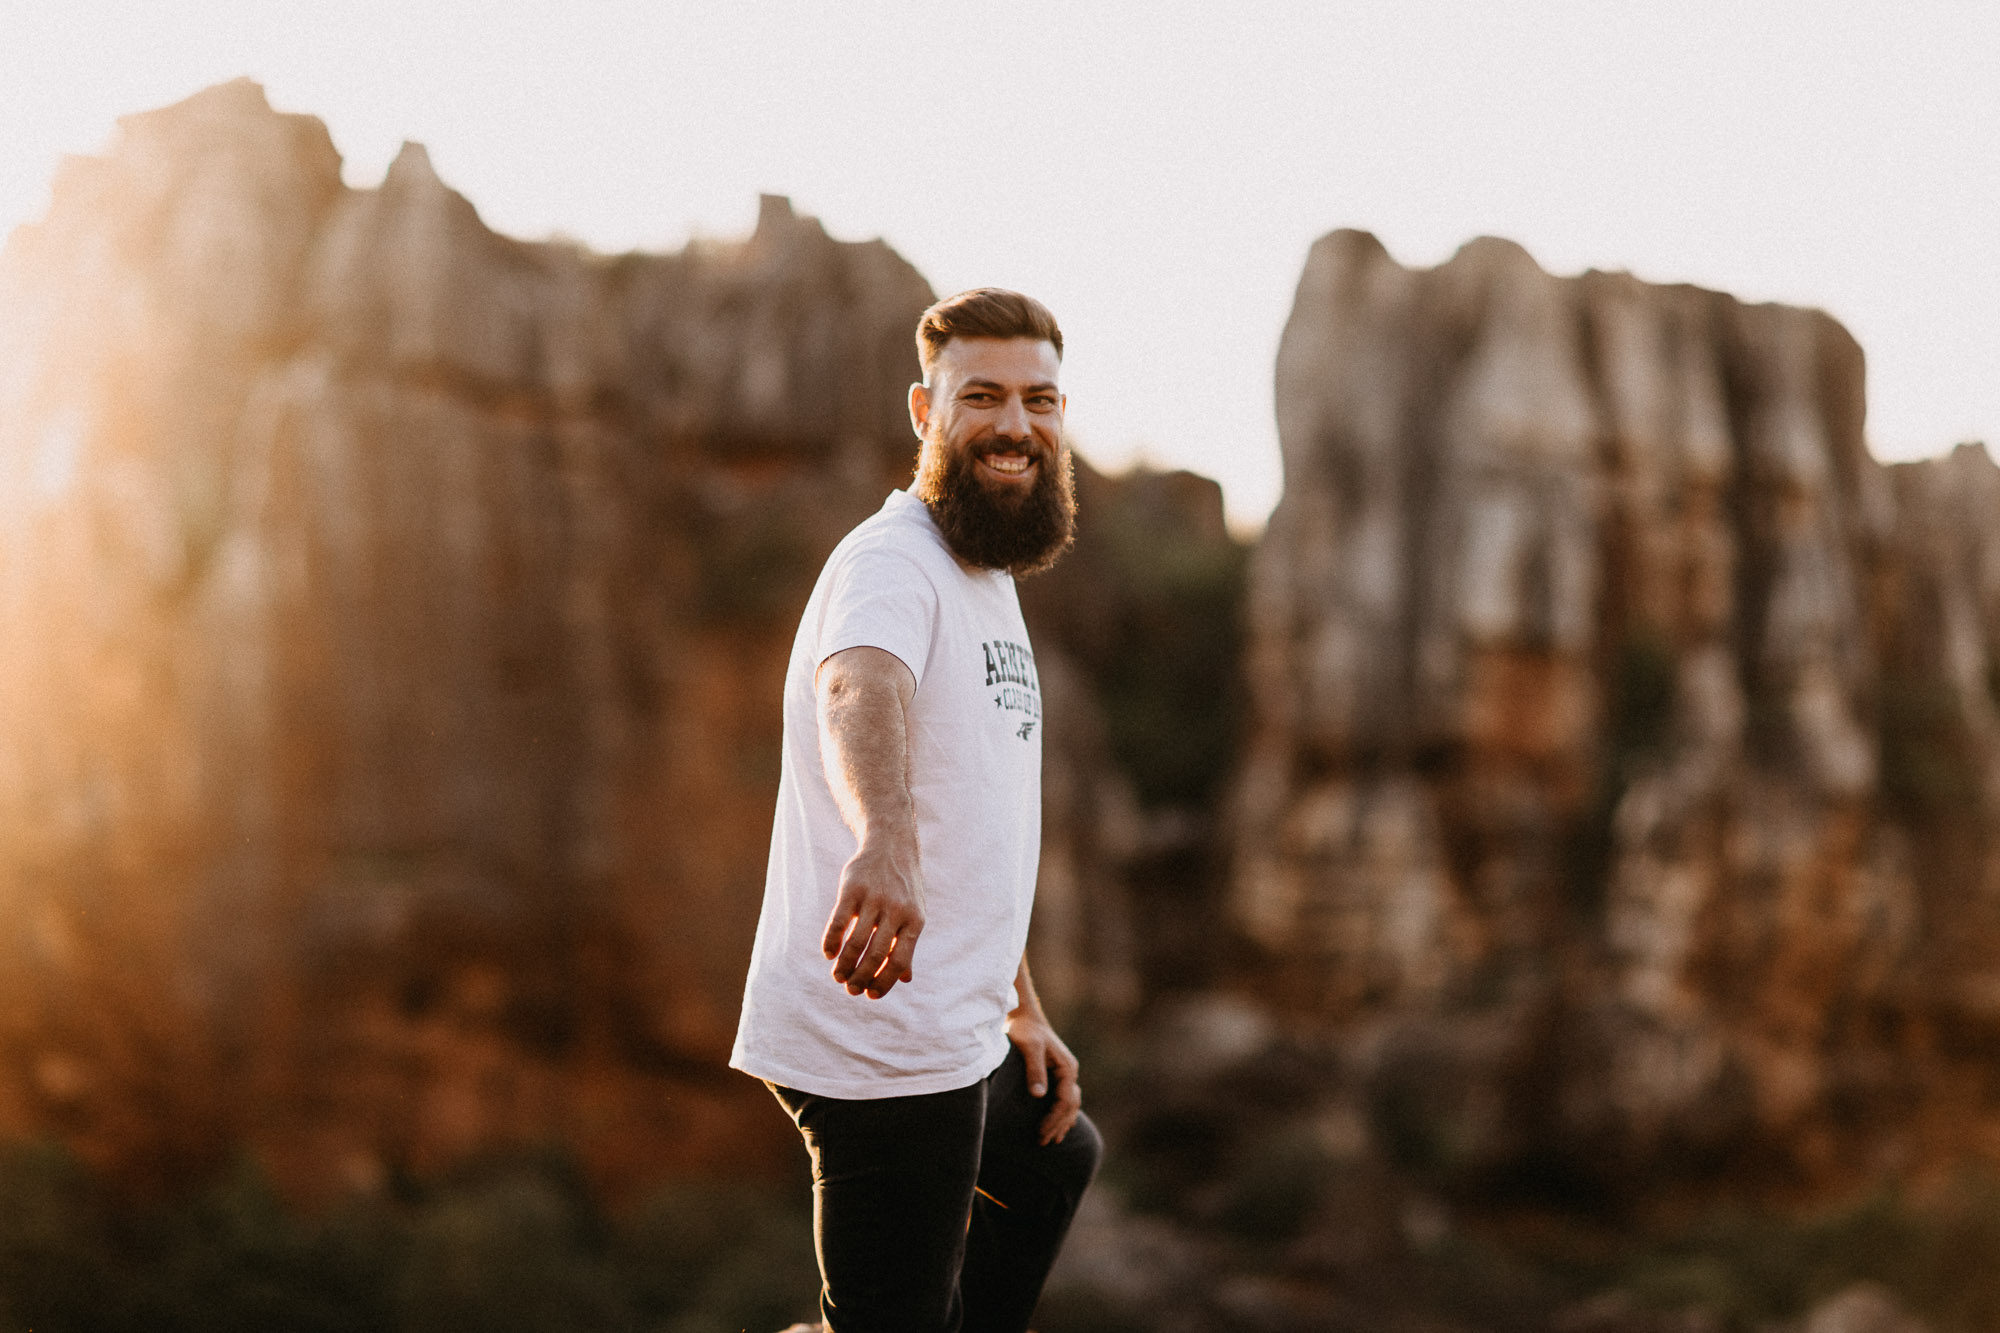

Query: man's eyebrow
left=957, top=378, right=1061, bottom=394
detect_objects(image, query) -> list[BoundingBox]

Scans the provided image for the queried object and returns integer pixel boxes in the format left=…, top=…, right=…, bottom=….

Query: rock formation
left=0, top=79, right=1156, bottom=1198
left=1238, top=227, right=2000, bottom=1197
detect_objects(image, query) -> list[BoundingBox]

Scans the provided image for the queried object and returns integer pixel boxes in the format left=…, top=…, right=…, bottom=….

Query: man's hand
left=823, top=838, right=923, bottom=998
left=1007, top=959, right=1082, bottom=1145
left=816, top=646, right=922, bottom=1000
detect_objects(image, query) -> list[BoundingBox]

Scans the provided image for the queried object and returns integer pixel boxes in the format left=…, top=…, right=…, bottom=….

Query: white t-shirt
left=730, top=489, right=1044, bottom=1099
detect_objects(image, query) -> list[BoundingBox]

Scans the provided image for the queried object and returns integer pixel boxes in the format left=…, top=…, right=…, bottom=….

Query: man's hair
left=915, top=288, right=1064, bottom=382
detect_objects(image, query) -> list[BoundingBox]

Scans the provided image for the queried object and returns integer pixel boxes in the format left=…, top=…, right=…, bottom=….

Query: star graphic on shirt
left=994, top=695, right=1004, bottom=708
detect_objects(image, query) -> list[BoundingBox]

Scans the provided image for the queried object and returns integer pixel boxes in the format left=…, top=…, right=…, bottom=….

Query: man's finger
left=1021, top=1037, right=1050, bottom=1099
left=1038, top=1056, right=1082, bottom=1144
left=1039, top=1075, right=1082, bottom=1145
left=821, top=889, right=861, bottom=960
left=846, top=920, right=902, bottom=993
left=861, top=954, right=903, bottom=999
left=885, top=925, right=921, bottom=984
left=832, top=913, right=880, bottom=983
left=820, top=915, right=852, bottom=961
left=861, top=929, right=921, bottom=998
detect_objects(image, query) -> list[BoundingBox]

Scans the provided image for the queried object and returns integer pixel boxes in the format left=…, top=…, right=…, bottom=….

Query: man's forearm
left=1011, top=955, right=1045, bottom=1020
left=818, top=652, right=917, bottom=847
left=815, top=647, right=924, bottom=996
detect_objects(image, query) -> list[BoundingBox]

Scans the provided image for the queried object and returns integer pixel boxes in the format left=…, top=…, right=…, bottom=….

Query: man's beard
left=913, top=434, right=1077, bottom=576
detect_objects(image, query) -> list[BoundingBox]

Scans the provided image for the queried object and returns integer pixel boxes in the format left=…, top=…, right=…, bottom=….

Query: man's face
left=908, top=337, right=1076, bottom=575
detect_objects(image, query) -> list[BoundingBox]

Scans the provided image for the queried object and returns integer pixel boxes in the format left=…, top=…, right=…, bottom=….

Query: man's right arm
left=815, top=645, right=924, bottom=999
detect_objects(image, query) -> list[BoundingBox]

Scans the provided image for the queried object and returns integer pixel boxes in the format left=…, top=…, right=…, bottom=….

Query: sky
left=1, top=1, right=1993, bottom=530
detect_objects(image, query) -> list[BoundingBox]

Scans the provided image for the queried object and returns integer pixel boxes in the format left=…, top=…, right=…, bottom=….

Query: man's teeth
left=984, top=454, right=1032, bottom=474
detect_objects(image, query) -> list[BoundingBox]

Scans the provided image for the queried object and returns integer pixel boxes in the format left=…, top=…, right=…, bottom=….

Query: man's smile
left=974, top=446, right=1039, bottom=484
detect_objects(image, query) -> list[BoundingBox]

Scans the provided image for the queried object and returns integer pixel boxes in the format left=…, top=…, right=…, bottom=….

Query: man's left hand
left=1007, top=1009, right=1082, bottom=1146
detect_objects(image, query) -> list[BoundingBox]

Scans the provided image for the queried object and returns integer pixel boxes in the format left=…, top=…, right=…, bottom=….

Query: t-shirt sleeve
left=815, top=546, right=938, bottom=686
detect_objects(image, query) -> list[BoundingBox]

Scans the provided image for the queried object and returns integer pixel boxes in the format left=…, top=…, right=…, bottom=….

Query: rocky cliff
left=0, top=80, right=1166, bottom=1198
left=1236, top=227, right=2000, bottom=1199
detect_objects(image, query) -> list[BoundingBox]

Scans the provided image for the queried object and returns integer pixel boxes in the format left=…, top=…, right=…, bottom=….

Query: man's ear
left=908, top=382, right=931, bottom=439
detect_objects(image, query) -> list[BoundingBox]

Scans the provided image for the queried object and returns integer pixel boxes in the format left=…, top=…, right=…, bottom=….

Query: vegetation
left=1498, top=1174, right=2000, bottom=1332
left=1566, top=632, right=1678, bottom=916
left=15, top=1129, right=2000, bottom=1331
left=1092, top=520, right=1248, bottom=811
left=1877, top=672, right=1983, bottom=818
left=1029, top=467, right=1250, bottom=812
left=0, top=1143, right=819, bottom=1333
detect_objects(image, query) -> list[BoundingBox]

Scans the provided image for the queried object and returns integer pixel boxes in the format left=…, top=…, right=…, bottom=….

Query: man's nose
left=994, top=395, right=1033, bottom=443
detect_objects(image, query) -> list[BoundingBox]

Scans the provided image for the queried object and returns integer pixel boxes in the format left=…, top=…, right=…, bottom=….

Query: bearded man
left=731, top=288, right=1101, bottom=1333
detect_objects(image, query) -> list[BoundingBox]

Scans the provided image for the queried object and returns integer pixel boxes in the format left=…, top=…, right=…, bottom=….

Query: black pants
left=768, top=1047, right=1102, bottom=1333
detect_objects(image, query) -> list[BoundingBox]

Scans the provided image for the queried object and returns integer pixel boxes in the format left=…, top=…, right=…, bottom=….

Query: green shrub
left=1528, top=1176, right=2000, bottom=1332
left=1878, top=674, right=1981, bottom=818
left=615, top=1181, right=818, bottom=1333
left=1567, top=632, right=1679, bottom=916
left=0, top=1142, right=820, bottom=1333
